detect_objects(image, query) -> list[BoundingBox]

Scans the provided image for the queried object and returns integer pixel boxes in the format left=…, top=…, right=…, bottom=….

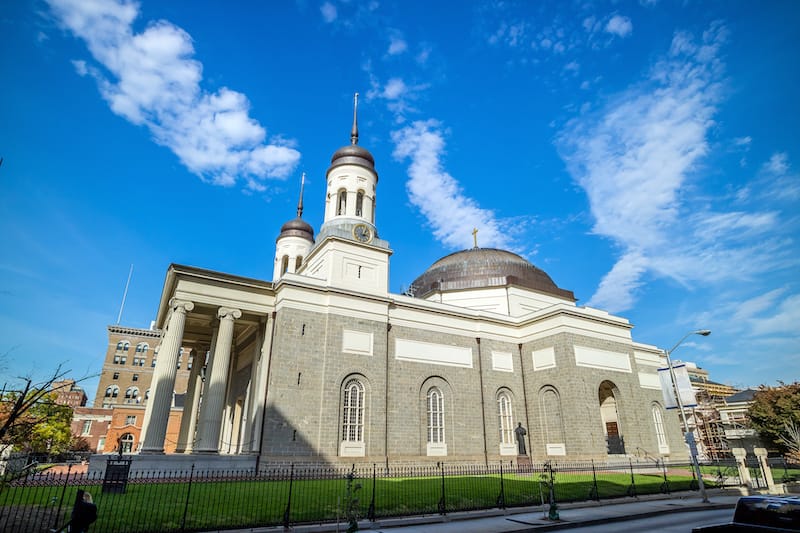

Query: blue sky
left=1, top=0, right=798, bottom=402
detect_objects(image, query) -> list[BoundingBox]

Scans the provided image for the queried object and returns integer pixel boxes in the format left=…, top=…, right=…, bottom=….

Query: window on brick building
left=497, top=391, right=514, bottom=445
left=113, top=372, right=119, bottom=380
left=132, top=374, right=138, bottom=382
left=125, top=416, right=136, bottom=426
left=426, top=387, right=445, bottom=444
left=341, top=379, right=364, bottom=443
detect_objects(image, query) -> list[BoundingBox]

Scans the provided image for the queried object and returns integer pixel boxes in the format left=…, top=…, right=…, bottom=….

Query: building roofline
left=107, top=325, right=161, bottom=338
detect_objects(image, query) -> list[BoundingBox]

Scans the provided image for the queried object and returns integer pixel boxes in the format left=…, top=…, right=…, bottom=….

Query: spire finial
left=472, top=227, right=479, bottom=248
left=350, top=92, right=359, bottom=145
left=296, top=173, right=306, bottom=218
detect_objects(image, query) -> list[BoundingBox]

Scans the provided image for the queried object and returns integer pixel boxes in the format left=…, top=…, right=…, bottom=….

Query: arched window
left=281, top=255, right=289, bottom=275
left=652, top=404, right=669, bottom=453
left=599, top=380, right=624, bottom=455
left=497, top=391, right=514, bottom=445
left=125, top=387, right=139, bottom=401
left=295, top=256, right=303, bottom=271
left=120, top=433, right=134, bottom=453
left=539, top=386, right=566, bottom=456
left=144, top=389, right=150, bottom=401
left=105, top=385, right=120, bottom=398
left=355, top=191, right=364, bottom=217
left=136, top=343, right=148, bottom=354
left=427, top=387, right=445, bottom=444
left=336, top=189, right=347, bottom=216
left=342, top=379, right=364, bottom=443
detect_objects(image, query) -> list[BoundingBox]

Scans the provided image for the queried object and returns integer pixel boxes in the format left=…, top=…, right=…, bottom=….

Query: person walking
left=69, top=489, right=97, bottom=532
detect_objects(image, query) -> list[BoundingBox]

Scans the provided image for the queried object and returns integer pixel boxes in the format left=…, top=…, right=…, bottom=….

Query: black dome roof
left=277, top=217, right=314, bottom=243
left=329, top=144, right=375, bottom=172
left=410, top=248, right=575, bottom=301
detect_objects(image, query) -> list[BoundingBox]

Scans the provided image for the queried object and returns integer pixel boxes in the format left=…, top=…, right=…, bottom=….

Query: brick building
left=52, top=379, right=87, bottom=409
left=121, top=105, right=688, bottom=468
left=72, top=326, right=192, bottom=454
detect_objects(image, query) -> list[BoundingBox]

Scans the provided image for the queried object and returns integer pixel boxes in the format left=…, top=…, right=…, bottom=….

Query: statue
left=515, top=422, right=527, bottom=455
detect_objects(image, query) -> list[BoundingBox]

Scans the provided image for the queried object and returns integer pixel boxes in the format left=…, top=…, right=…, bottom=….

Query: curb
left=505, top=501, right=737, bottom=531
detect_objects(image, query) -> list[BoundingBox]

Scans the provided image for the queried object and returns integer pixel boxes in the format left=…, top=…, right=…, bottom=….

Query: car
left=692, top=495, right=800, bottom=532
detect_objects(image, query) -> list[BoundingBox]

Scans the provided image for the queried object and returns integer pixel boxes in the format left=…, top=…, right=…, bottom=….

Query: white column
left=243, top=315, right=274, bottom=454
left=346, top=190, right=357, bottom=217
left=363, top=194, right=374, bottom=225
left=141, top=299, right=194, bottom=454
left=194, top=307, right=241, bottom=453
left=175, top=349, right=204, bottom=453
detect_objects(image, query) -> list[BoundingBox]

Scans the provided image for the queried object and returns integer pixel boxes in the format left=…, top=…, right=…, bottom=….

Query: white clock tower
left=301, top=94, right=391, bottom=295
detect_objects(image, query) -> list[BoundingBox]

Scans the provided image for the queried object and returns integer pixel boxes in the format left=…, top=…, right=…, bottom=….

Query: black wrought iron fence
left=1, top=458, right=794, bottom=533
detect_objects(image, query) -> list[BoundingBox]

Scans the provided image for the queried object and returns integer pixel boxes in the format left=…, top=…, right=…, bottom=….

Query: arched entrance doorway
left=599, top=381, right=625, bottom=455
left=120, top=432, right=135, bottom=453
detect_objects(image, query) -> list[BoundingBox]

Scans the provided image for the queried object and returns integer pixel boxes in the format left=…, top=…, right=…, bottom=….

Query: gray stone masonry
left=259, top=306, right=687, bottom=465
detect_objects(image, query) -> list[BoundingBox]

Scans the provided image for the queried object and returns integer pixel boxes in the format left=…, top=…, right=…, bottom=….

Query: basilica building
left=134, top=102, right=687, bottom=467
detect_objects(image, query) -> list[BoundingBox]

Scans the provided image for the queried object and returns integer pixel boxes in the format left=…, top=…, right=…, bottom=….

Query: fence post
left=367, top=463, right=376, bottom=521
left=497, top=461, right=506, bottom=509
left=590, top=459, right=600, bottom=501
left=283, top=464, right=294, bottom=528
left=626, top=459, right=637, bottom=498
left=180, top=463, right=195, bottom=532
left=661, top=460, right=670, bottom=494
left=52, top=463, right=72, bottom=530
left=437, top=462, right=446, bottom=515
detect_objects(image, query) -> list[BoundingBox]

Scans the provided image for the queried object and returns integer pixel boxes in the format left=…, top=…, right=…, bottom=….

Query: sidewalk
left=217, top=489, right=742, bottom=533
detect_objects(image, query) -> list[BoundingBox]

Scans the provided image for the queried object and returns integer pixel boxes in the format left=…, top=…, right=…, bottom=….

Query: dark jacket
left=70, top=490, right=98, bottom=532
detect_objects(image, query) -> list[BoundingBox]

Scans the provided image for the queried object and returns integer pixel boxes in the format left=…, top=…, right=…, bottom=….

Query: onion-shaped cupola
left=273, top=174, right=314, bottom=281
left=321, top=93, right=379, bottom=230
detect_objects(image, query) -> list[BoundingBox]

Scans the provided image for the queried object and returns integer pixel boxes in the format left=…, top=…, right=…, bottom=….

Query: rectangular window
left=125, top=415, right=136, bottom=425
left=113, top=355, right=120, bottom=364
left=113, top=372, right=119, bottom=380
left=132, top=374, right=139, bottom=382
left=81, top=420, right=92, bottom=435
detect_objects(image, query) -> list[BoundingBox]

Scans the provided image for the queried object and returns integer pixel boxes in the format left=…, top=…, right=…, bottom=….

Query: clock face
left=353, top=224, right=373, bottom=243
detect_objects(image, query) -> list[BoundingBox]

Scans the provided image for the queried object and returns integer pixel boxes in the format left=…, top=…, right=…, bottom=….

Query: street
left=526, top=508, right=734, bottom=532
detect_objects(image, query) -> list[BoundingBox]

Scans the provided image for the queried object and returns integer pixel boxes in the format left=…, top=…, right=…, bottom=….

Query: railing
left=1, top=458, right=795, bottom=533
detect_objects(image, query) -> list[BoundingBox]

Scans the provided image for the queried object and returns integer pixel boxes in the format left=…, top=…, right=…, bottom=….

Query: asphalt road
left=547, top=508, right=735, bottom=532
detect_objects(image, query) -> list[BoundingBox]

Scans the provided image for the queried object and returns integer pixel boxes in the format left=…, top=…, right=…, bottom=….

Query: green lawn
left=0, top=470, right=701, bottom=533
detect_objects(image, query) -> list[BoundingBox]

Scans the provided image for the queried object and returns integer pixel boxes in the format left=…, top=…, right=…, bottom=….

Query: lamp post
left=664, top=329, right=711, bottom=503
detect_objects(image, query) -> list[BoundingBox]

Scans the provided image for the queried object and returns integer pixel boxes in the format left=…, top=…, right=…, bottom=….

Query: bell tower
left=302, top=93, right=391, bottom=295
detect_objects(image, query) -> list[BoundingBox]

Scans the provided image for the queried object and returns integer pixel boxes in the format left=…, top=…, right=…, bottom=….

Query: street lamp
left=664, top=329, right=711, bottom=503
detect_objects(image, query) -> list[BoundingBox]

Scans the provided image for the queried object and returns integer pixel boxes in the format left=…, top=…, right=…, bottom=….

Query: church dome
left=277, top=217, right=314, bottom=243
left=409, top=248, right=575, bottom=301
left=329, top=144, right=375, bottom=172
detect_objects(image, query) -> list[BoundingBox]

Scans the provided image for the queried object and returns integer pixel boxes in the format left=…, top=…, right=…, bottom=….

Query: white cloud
left=557, top=22, right=795, bottom=312
left=733, top=136, right=752, bottom=147
left=47, top=0, right=300, bottom=190
left=387, top=32, right=408, bottom=56
left=605, top=15, right=633, bottom=38
left=71, top=59, right=87, bottom=76
left=764, top=152, right=789, bottom=174
left=749, top=293, right=800, bottom=336
left=392, top=120, right=514, bottom=251
left=367, top=76, right=429, bottom=122
left=320, top=1, right=337, bottom=23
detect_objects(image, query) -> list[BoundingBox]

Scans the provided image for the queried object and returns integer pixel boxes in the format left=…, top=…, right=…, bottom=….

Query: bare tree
left=0, top=364, right=98, bottom=444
